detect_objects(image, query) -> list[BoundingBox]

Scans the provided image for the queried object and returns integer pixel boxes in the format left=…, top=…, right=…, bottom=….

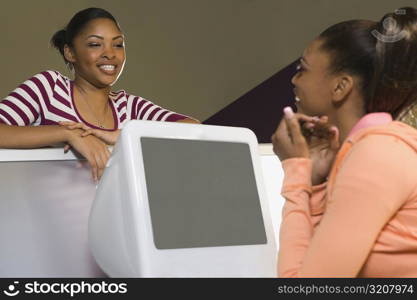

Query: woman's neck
left=329, top=94, right=366, bottom=144
left=332, top=112, right=363, bottom=143
left=73, top=75, right=111, bottom=112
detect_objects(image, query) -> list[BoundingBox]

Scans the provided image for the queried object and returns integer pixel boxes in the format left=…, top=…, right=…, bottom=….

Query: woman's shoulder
left=352, top=121, right=417, bottom=152
left=26, top=70, right=71, bottom=87
left=346, top=123, right=417, bottom=170
left=110, top=90, right=153, bottom=104
left=109, top=89, right=127, bottom=103
left=12, top=70, right=70, bottom=95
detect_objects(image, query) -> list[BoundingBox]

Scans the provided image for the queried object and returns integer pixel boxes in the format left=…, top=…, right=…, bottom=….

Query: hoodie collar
left=348, top=113, right=392, bottom=138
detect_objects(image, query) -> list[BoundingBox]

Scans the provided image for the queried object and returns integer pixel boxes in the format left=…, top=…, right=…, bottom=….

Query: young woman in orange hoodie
left=272, top=7, right=417, bottom=277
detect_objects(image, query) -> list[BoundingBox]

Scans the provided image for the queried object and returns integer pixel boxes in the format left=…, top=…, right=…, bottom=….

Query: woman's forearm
left=278, top=158, right=314, bottom=277
left=0, top=124, right=71, bottom=148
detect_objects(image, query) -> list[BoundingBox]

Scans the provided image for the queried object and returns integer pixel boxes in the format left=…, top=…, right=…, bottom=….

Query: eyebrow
left=86, top=35, right=124, bottom=40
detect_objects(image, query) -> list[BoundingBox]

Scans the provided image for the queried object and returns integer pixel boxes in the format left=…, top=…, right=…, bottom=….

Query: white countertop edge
left=0, top=148, right=83, bottom=162
left=0, top=144, right=275, bottom=162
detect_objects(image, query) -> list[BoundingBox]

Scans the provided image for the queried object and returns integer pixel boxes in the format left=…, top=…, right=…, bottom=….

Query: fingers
left=97, top=146, right=111, bottom=180
left=69, top=123, right=88, bottom=130
left=85, top=153, right=99, bottom=183
left=294, top=113, right=319, bottom=123
left=81, top=128, right=103, bottom=139
left=68, top=124, right=83, bottom=130
left=319, top=115, right=328, bottom=123
left=86, top=148, right=102, bottom=183
left=63, top=144, right=71, bottom=153
left=59, top=121, right=89, bottom=131
left=59, top=121, right=76, bottom=126
left=81, top=129, right=110, bottom=145
left=90, top=148, right=110, bottom=182
left=283, top=107, right=308, bottom=148
left=307, top=116, right=335, bottom=139
left=59, top=121, right=80, bottom=129
left=300, top=120, right=315, bottom=139
left=271, top=114, right=291, bottom=159
left=80, top=142, right=106, bottom=182
left=68, top=131, right=111, bottom=182
left=329, top=126, right=340, bottom=150
left=292, top=113, right=327, bottom=140
left=88, top=129, right=120, bottom=145
left=90, top=152, right=106, bottom=182
left=81, top=129, right=94, bottom=137
left=94, top=153, right=104, bottom=182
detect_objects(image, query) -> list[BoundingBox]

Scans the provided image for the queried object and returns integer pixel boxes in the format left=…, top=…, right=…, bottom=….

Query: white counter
left=0, top=145, right=284, bottom=277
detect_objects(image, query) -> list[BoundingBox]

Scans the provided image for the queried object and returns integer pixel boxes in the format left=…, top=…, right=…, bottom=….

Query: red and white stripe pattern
left=0, top=70, right=190, bottom=128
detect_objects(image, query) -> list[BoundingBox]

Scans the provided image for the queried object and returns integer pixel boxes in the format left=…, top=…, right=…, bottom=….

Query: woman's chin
left=95, top=77, right=118, bottom=88
left=107, top=73, right=123, bottom=87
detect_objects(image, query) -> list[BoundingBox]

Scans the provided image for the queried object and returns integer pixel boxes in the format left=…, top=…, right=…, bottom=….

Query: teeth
left=295, top=96, right=301, bottom=102
left=99, top=65, right=116, bottom=71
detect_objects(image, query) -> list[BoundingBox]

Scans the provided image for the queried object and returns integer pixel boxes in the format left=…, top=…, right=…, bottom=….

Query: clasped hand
left=60, top=121, right=121, bottom=182
left=271, top=107, right=340, bottom=185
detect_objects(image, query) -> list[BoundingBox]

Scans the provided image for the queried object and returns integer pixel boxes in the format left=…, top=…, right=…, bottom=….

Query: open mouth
left=97, top=64, right=118, bottom=75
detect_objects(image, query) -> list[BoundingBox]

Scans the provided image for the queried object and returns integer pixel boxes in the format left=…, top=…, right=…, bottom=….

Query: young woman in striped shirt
left=0, top=7, right=199, bottom=180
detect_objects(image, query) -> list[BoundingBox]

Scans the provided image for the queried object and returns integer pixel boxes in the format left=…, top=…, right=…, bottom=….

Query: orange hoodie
left=277, top=113, right=417, bottom=277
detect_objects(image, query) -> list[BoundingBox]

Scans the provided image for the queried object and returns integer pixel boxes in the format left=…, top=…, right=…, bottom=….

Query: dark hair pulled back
left=318, top=7, right=417, bottom=118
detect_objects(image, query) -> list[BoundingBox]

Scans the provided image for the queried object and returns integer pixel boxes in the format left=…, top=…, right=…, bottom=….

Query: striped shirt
left=0, top=70, right=190, bottom=130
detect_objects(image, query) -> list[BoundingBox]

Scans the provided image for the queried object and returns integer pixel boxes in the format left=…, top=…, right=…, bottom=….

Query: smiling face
left=292, top=39, right=337, bottom=117
left=65, top=18, right=126, bottom=88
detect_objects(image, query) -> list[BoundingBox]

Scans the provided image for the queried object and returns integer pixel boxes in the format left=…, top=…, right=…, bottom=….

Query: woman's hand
left=271, top=107, right=312, bottom=160
left=306, top=116, right=340, bottom=185
left=271, top=107, right=340, bottom=185
left=59, top=121, right=120, bottom=145
left=63, top=127, right=111, bottom=182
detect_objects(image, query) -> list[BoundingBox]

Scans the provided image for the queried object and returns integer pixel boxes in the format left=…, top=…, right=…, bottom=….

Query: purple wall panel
left=204, top=60, right=298, bottom=143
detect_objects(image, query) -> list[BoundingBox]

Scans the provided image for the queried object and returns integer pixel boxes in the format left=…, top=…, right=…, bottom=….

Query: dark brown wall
left=2, top=0, right=415, bottom=123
